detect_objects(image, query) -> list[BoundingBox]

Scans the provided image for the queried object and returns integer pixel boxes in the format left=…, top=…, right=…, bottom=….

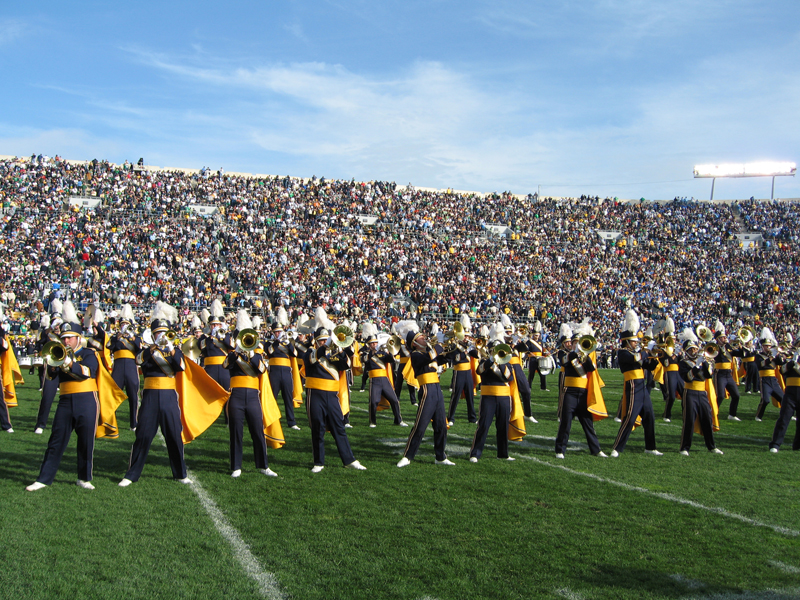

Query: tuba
left=696, top=325, right=714, bottom=343
left=332, top=325, right=355, bottom=349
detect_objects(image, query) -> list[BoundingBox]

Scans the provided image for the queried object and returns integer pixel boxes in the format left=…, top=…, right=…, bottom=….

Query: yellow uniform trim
left=269, top=357, right=291, bottom=368
left=716, top=362, right=732, bottom=370
left=665, top=364, right=679, bottom=372
left=113, top=350, right=135, bottom=360
left=60, top=379, right=98, bottom=394
left=230, top=375, right=260, bottom=389
left=743, top=356, right=755, bottom=363
left=564, top=376, right=589, bottom=389
left=684, top=381, right=706, bottom=392
left=399, top=356, right=410, bottom=364
left=785, top=377, right=800, bottom=387
left=759, top=369, right=776, bottom=378
left=623, top=369, right=644, bottom=381
left=305, top=377, right=340, bottom=392
left=368, top=369, right=389, bottom=379
left=481, top=385, right=511, bottom=396
left=509, top=356, right=522, bottom=366
left=417, top=372, right=440, bottom=385
left=204, top=356, right=226, bottom=366
left=453, top=363, right=471, bottom=371
left=144, top=377, right=177, bottom=390
left=531, top=352, right=543, bottom=357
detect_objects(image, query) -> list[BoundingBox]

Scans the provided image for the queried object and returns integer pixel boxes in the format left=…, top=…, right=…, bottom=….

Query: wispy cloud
left=0, top=18, right=26, bottom=45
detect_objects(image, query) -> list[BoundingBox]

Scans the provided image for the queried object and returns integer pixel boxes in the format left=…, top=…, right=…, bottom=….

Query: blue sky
left=1, top=1, right=798, bottom=200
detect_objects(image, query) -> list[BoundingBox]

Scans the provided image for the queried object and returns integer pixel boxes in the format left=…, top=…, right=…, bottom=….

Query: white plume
left=533, top=320, right=543, bottom=333
left=40, top=313, right=51, bottom=329
left=252, top=315, right=263, bottom=330
left=714, top=319, right=725, bottom=335
left=120, top=303, right=136, bottom=323
left=393, top=319, right=420, bottom=342
left=277, top=306, right=289, bottom=327
left=678, top=327, right=698, bottom=344
left=50, top=298, right=63, bottom=315
left=459, top=313, right=472, bottom=332
left=558, top=323, right=573, bottom=340
left=622, top=309, right=640, bottom=335
left=200, top=308, right=211, bottom=324
left=62, top=300, right=79, bottom=324
left=210, top=299, right=224, bottom=318
left=236, top=309, right=253, bottom=332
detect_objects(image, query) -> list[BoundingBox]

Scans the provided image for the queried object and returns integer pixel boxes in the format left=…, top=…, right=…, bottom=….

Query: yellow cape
left=95, top=358, right=128, bottom=439
left=258, top=373, right=286, bottom=448
left=2, top=347, right=24, bottom=407
left=178, top=359, right=231, bottom=444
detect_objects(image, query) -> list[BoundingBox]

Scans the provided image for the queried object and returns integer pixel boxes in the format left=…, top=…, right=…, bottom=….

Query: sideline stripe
left=768, top=560, right=800, bottom=575
left=157, top=434, right=286, bottom=599
left=515, top=453, right=800, bottom=538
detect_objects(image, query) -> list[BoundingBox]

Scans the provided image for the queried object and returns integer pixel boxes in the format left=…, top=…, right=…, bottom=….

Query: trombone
left=490, top=343, right=513, bottom=365
left=576, top=335, right=597, bottom=361
left=235, top=328, right=259, bottom=354
left=41, top=340, right=73, bottom=368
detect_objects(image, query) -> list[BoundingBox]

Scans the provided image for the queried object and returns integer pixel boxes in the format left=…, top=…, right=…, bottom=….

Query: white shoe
left=5, top=428, right=13, bottom=433
left=398, top=421, right=408, bottom=427
left=25, top=482, right=47, bottom=492
left=435, top=458, right=455, bottom=466
left=34, top=427, right=44, bottom=434
left=727, top=415, right=741, bottom=421
left=544, top=388, right=550, bottom=392
left=397, top=457, right=411, bottom=468
left=769, top=447, right=779, bottom=453
left=610, top=450, right=619, bottom=458
left=231, top=469, right=242, bottom=478
left=793, top=416, right=797, bottom=421
left=260, top=468, right=278, bottom=477
left=663, top=418, right=671, bottom=423
left=755, top=417, right=762, bottom=422
left=369, top=424, right=376, bottom=428
left=345, top=460, right=366, bottom=471
left=177, top=477, right=192, bottom=484
left=344, top=423, right=353, bottom=428
left=644, top=449, right=663, bottom=456
left=555, top=453, right=565, bottom=459
left=504, top=456, right=516, bottom=461
left=447, top=421, right=454, bottom=427
left=679, top=450, right=690, bottom=456
left=311, top=465, right=325, bottom=473
left=118, top=478, right=133, bottom=487
left=711, top=448, right=724, bottom=455
left=469, top=457, right=478, bottom=463
left=596, top=451, right=608, bottom=458
left=77, top=480, right=95, bottom=490
left=290, top=425, right=301, bottom=430
left=526, top=416, right=538, bottom=423
left=614, top=417, right=622, bottom=423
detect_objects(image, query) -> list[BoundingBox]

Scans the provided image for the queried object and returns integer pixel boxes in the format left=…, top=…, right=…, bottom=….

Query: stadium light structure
left=693, top=162, right=796, bottom=200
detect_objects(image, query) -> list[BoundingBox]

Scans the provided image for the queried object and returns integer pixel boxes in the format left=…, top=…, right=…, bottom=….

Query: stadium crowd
left=1, top=154, right=799, bottom=344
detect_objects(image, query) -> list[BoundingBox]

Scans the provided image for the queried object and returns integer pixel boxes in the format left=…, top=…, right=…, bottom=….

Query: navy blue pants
left=124, top=389, right=187, bottom=481
left=306, top=388, right=355, bottom=466
left=112, top=357, right=140, bottom=429
left=555, top=388, right=601, bottom=455
left=512, top=364, right=532, bottom=417
left=613, top=379, right=657, bottom=453
left=770, top=386, right=799, bottom=450
left=448, top=370, right=476, bottom=423
left=36, top=392, right=98, bottom=484
left=35, top=376, right=59, bottom=430
left=756, top=377, right=784, bottom=420
left=269, top=366, right=297, bottom=427
left=226, top=388, right=268, bottom=471
left=470, top=394, right=511, bottom=459
left=680, top=390, right=716, bottom=451
left=394, top=364, right=418, bottom=405
left=661, top=370, right=684, bottom=420
left=403, top=383, right=448, bottom=461
left=744, top=362, right=759, bottom=393
left=368, top=377, right=403, bottom=425
left=713, top=370, right=740, bottom=417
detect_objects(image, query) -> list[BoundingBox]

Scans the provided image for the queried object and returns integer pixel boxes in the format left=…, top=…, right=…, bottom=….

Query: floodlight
left=693, top=161, right=796, bottom=200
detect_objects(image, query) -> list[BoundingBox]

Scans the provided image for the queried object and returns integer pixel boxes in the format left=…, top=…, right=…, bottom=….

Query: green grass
left=2, top=369, right=799, bottom=600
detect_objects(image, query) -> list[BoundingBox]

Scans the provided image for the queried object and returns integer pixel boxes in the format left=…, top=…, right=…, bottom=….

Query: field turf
left=1, top=369, right=799, bottom=600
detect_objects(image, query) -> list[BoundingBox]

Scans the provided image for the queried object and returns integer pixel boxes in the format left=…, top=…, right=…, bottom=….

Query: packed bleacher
left=1, top=153, right=799, bottom=344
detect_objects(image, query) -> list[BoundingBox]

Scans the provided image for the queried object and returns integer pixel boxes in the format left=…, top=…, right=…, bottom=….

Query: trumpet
left=235, top=328, right=259, bottom=354
left=490, top=343, right=513, bottom=365
left=577, top=334, right=597, bottom=360
left=156, top=330, right=178, bottom=349
left=41, top=340, right=73, bottom=367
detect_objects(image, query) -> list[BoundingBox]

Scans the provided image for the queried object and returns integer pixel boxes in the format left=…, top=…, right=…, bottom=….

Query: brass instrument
left=703, top=342, right=719, bottom=360
left=443, top=322, right=466, bottom=352
left=141, top=328, right=154, bottom=346
left=696, top=325, right=714, bottom=343
left=490, top=343, right=513, bottom=365
left=235, top=328, right=259, bottom=353
left=577, top=335, right=597, bottom=360
left=332, top=325, right=355, bottom=349
left=41, top=340, right=73, bottom=367
left=517, top=324, right=530, bottom=338
left=384, top=335, right=402, bottom=356
left=155, top=330, right=178, bottom=349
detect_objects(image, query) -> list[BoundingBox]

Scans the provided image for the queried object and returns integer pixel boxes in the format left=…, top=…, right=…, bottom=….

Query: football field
left=2, top=370, right=799, bottom=600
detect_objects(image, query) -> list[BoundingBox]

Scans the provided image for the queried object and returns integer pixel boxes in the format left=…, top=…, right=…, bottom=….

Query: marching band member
left=224, top=310, right=277, bottom=478
left=502, top=315, right=537, bottom=424
left=265, top=308, right=301, bottom=431
left=711, top=321, right=742, bottom=421
left=526, top=320, right=550, bottom=392
left=611, top=308, right=663, bottom=457
left=469, top=338, right=515, bottom=462
left=754, top=328, right=784, bottom=422
left=677, top=328, right=723, bottom=455
left=446, top=314, right=478, bottom=426
left=298, top=326, right=366, bottom=473
left=200, top=299, right=232, bottom=393
left=101, top=304, right=142, bottom=430
left=769, top=339, right=800, bottom=452
left=555, top=323, right=572, bottom=423
left=119, top=306, right=192, bottom=487
left=26, top=319, right=99, bottom=490
left=655, top=317, right=683, bottom=423
left=33, top=313, right=60, bottom=434
left=361, top=323, right=406, bottom=429
left=555, top=324, right=608, bottom=459
left=397, top=322, right=453, bottom=468
left=741, top=325, right=760, bottom=395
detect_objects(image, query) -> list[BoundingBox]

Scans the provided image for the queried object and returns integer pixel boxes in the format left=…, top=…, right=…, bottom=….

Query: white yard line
left=157, top=433, right=286, bottom=600
left=768, top=560, right=800, bottom=575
